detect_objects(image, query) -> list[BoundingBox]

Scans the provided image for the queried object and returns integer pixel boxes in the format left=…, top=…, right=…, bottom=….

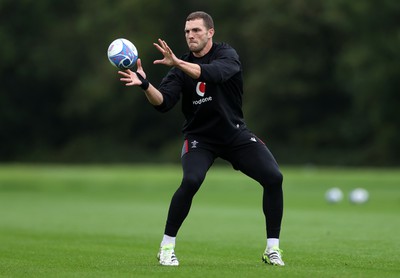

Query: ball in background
left=325, top=187, right=343, bottom=203
left=107, top=38, right=138, bottom=70
left=349, top=188, right=369, bottom=204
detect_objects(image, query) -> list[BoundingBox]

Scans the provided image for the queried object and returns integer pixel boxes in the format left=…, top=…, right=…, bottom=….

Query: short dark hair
left=186, top=11, right=214, bottom=30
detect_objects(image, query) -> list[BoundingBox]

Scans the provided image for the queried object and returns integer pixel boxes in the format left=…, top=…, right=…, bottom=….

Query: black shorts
left=180, top=129, right=281, bottom=183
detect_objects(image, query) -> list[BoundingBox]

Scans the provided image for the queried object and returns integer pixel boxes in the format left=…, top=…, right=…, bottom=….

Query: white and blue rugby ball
left=325, top=187, right=343, bottom=203
left=349, top=188, right=369, bottom=204
left=107, top=38, right=138, bottom=70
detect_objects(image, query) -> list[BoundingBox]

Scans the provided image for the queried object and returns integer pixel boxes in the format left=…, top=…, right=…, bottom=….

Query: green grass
left=0, top=164, right=399, bottom=277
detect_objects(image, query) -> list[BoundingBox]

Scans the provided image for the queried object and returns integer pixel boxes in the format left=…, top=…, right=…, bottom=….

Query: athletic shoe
left=157, top=244, right=179, bottom=266
left=262, top=247, right=285, bottom=266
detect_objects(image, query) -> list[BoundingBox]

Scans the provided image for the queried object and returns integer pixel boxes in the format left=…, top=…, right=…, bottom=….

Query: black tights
left=164, top=136, right=283, bottom=239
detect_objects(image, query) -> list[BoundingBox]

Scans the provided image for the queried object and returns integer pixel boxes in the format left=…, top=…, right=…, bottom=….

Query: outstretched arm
left=118, top=59, right=163, bottom=106
left=153, top=39, right=201, bottom=79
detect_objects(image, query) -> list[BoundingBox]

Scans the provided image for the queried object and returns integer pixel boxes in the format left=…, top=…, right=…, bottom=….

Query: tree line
left=1, top=0, right=399, bottom=166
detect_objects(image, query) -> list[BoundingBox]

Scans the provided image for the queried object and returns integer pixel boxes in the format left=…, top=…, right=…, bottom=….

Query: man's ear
left=208, top=28, right=215, bottom=38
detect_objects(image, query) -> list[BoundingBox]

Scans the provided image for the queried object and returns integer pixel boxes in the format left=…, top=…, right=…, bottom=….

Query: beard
left=187, top=40, right=207, bottom=53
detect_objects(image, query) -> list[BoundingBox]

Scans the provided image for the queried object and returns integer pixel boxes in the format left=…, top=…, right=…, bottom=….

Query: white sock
left=267, top=238, right=279, bottom=250
left=161, top=234, right=176, bottom=247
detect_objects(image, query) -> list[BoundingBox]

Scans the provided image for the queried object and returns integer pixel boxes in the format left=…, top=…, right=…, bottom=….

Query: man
left=118, top=11, right=285, bottom=267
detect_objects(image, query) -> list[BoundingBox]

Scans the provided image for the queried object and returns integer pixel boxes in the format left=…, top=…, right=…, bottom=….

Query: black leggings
left=164, top=131, right=283, bottom=239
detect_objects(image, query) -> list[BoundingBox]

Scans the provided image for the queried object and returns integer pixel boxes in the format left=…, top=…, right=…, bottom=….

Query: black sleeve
left=153, top=68, right=183, bottom=113
left=198, top=47, right=241, bottom=83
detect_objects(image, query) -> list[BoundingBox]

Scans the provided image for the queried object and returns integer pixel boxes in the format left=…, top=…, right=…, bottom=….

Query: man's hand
left=118, top=58, right=146, bottom=86
left=153, top=38, right=201, bottom=79
left=153, top=39, right=178, bottom=67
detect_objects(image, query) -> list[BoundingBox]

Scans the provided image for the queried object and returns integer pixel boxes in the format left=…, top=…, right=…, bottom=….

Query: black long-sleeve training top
left=154, top=42, right=247, bottom=145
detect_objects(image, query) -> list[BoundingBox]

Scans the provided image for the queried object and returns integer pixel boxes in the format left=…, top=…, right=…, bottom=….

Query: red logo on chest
left=196, top=82, right=206, bottom=97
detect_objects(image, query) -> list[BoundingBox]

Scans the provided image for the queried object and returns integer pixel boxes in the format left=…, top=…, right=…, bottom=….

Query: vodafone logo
left=193, top=81, right=212, bottom=105
left=196, top=82, right=206, bottom=97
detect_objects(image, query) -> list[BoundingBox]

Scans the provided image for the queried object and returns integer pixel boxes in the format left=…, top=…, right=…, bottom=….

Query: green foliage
left=1, top=0, right=399, bottom=165
left=325, top=0, right=400, bottom=163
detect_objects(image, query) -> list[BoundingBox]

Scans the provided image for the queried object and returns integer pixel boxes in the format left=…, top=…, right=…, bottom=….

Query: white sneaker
left=262, top=247, right=285, bottom=266
left=157, top=244, right=179, bottom=266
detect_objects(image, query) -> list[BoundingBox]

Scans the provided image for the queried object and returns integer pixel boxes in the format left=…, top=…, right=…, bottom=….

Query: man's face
left=184, top=19, right=214, bottom=55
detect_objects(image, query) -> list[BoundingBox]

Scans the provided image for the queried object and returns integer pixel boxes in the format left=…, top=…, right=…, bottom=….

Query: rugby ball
left=107, top=38, right=138, bottom=70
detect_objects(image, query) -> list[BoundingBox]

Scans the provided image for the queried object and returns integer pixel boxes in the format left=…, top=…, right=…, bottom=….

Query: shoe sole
left=262, top=255, right=285, bottom=266
left=157, top=253, right=179, bottom=266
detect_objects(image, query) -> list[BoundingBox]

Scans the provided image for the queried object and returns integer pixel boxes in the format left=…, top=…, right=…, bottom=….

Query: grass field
left=0, top=164, right=399, bottom=277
